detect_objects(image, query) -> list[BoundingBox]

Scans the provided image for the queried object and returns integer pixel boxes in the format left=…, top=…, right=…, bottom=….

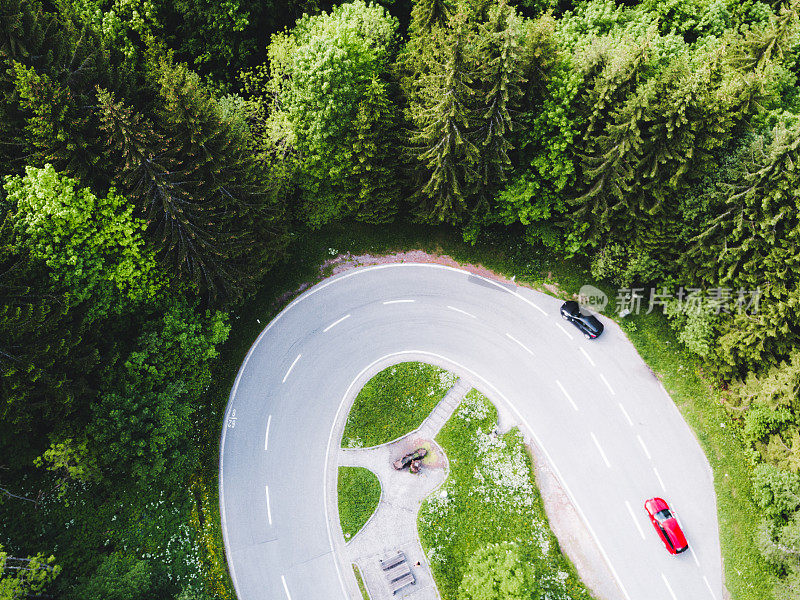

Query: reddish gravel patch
left=320, top=250, right=515, bottom=286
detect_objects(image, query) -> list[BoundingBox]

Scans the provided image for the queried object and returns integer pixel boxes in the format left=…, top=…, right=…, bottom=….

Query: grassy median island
left=341, top=362, right=457, bottom=448
left=418, top=390, right=592, bottom=600
left=338, top=467, right=382, bottom=540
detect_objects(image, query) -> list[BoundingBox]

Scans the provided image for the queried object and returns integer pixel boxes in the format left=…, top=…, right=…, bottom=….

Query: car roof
left=662, top=518, right=688, bottom=549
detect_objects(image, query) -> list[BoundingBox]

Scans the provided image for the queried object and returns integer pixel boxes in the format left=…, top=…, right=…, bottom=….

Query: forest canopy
left=2, top=0, right=800, bottom=598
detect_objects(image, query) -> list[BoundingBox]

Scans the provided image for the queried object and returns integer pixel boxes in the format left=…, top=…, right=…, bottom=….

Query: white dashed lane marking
left=625, top=500, right=646, bottom=539
left=447, top=305, right=477, bottom=319
left=590, top=432, right=612, bottom=468
left=281, top=575, right=292, bottom=600
left=703, top=576, right=718, bottom=600
left=618, top=402, right=634, bottom=427
left=556, top=323, right=574, bottom=340
left=653, top=467, right=666, bottom=492
left=383, top=299, right=415, bottom=304
left=661, top=572, right=679, bottom=600
left=556, top=380, right=580, bottom=412
left=282, top=354, right=301, bottom=383
left=323, top=314, right=350, bottom=332
left=637, top=435, right=652, bottom=460
left=264, top=415, right=272, bottom=451
left=599, top=373, right=616, bottom=395
left=265, top=485, right=272, bottom=525
left=506, top=333, right=535, bottom=356
left=579, top=346, right=595, bottom=366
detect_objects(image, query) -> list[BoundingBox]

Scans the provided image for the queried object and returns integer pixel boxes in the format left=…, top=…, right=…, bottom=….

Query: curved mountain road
left=219, top=264, right=722, bottom=600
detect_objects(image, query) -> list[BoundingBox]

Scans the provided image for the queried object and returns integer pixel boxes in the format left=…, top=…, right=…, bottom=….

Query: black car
left=560, top=301, right=604, bottom=339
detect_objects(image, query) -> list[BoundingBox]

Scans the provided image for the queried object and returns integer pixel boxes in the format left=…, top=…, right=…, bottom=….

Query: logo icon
left=578, top=284, right=608, bottom=312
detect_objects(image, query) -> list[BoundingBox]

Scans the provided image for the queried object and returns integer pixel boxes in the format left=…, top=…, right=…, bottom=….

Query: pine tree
left=723, top=122, right=800, bottom=285
left=95, top=87, right=204, bottom=280
left=728, top=0, right=800, bottom=72
left=409, top=0, right=453, bottom=37
left=690, top=122, right=800, bottom=373
left=397, top=0, right=454, bottom=112
left=578, top=26, right=656, bottom=147
left=0, top=209, right=94, bottom=431
left=11, top=62, right=91, bottom=179
left=5, top=7, right=109, bottom=183
left=154, top=58, right=286, bottom=301
left=572, top=77, right=655, bottom=243
left=408, top=20, right=480, bottom=224
left=348, top=78, right=399, bottom=224
left=472, top=1, right=526, bottom=204
left=0, top=0, right=48, bottom=168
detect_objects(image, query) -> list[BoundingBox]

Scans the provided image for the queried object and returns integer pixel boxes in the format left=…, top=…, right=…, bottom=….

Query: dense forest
left=2, top=0, right=800, bottom=597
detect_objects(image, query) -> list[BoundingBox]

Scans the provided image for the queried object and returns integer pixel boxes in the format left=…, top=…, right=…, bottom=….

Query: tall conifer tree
left=153, top=58, right=286, bottom=301
left=473, top=1, right=526, bottom=201
left=408, top=19, right=480, bottom=224
left=348, top=78, right=400, bottom=224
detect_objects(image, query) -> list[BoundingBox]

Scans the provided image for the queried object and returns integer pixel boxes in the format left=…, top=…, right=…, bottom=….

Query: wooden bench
left=390, top=572, right=415, bottom=595
left=386, top=561, right=410, bottom=582
left=379, top=552, right=406, bottom=571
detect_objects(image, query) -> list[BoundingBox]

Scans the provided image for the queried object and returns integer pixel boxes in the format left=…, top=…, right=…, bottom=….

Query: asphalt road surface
left=219, top=264, right=722, bottom=600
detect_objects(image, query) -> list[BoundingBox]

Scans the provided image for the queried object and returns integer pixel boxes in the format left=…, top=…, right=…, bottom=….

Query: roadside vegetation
left=342, top=362, right=457, bottom=448
left=419, top=389, right=592, bottom=600
left=352, top=564, right=370, bottom=600
left=4, top=0, right=800, bottom=596
left=338, top=467, right=382, bottom=540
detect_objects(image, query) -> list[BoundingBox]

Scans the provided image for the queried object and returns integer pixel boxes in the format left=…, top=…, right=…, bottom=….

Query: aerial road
left=219, top=263, right=722, bottom=600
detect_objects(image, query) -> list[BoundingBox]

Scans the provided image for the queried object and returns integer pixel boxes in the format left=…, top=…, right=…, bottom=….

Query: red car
left=644, top=497, right=688, bottom=555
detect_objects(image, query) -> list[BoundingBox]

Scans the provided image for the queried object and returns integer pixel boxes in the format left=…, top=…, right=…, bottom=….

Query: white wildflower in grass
left=437, top=369, right=458, bottom=389
left=531, top=518, right=551, bottom=556
left=426, top=546, right=444, bottom=564
left=423, top=486, right=453, bottom=518
left=417, top=390, right=593, bottom=600
left=472, top=466, right=486, bottom=486
left=468, top=428, right=534, bottom=509
left=343, top=436, right=363, bottom=449
left=456, top=393, right=489, bottom=422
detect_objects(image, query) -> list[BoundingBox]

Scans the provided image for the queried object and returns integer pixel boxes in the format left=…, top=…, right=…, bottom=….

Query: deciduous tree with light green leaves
left=458, top=542, right=537, bottom=600
left=5, top=164, right=160, bottom=311
left=263, top=0, right=399, bottom=226
left=0, top=545, right=60, bottom=600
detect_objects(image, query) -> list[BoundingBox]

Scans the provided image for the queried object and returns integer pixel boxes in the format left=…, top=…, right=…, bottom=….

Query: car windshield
left=655, top=508, right=672, bottom=522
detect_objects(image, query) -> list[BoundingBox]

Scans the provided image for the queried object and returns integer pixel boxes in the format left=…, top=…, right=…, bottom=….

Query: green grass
left=341, top=362, right=458, bottom=448
left=418, top=389, right=593, bottom=600
left=352, top=564, right=370, bottom=600
left=338, top=466, right=382, bottom=540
